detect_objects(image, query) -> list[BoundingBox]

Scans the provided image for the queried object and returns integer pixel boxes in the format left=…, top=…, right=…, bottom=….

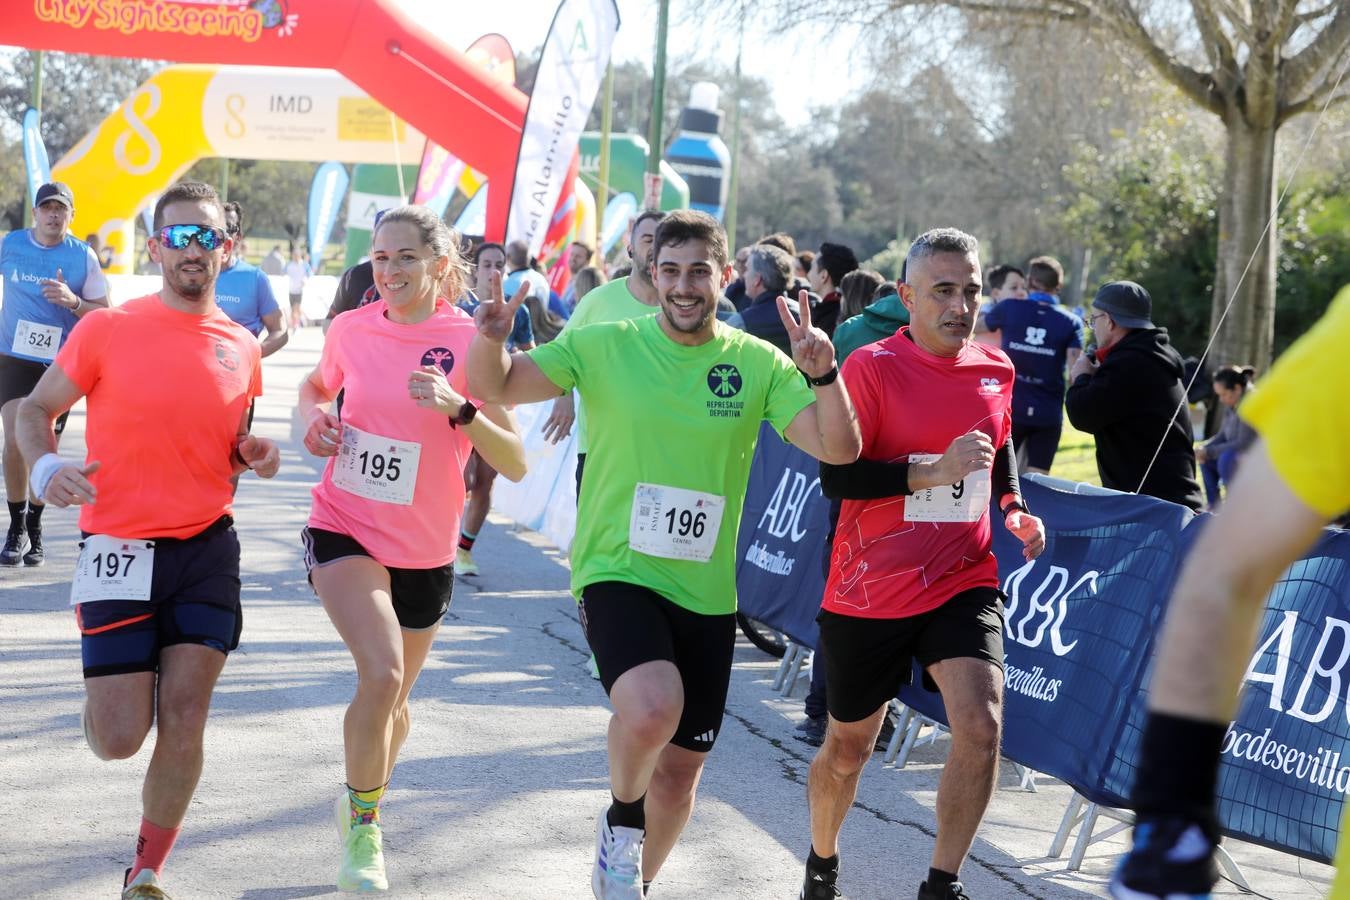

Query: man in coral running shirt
left=799, top=228, right=1046, bottom=900
left=16, top=181, right=280, bottom=900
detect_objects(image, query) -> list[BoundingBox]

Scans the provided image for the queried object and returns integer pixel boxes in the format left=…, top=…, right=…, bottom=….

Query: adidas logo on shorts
left=692, top=729, right=717, bottom=745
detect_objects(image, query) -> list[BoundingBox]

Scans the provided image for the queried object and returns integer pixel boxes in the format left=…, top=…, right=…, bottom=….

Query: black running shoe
left=1109, top=816, right=1219, bottom=899
left=0, top=527, right=27, bottom=566
left=918, top=880, right=970, bottom=899
left=801, top=865, right=843, bottom=899
left=22, top=527, right=43, bottom=567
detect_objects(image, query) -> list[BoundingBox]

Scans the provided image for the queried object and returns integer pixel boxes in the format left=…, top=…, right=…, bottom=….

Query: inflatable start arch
left=57, top=65, right=432, bottom=272
left=11, top=0, right=527, bottom=244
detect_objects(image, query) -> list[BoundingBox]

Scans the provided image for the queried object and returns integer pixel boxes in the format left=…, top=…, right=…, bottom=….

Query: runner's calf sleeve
left=1130, top=711, right=1225, bottom=829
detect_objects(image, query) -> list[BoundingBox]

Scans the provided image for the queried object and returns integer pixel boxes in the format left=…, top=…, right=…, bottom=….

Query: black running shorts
left=301, top=526, right=453, bottom=630
left=579, top=581, right=736, bottom=753
left=1011, top=421, right=1062, bottom=473
left=818, top=586, right=1006, bottom=723
left=0, top=354, right=68, bottom=434
left=76, top=516, right=242, bottom=679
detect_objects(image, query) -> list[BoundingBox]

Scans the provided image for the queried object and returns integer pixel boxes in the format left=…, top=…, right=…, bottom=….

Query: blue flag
left=22, top=108, right=51, bottom=208
left=307, top=162, right=349, bottom=270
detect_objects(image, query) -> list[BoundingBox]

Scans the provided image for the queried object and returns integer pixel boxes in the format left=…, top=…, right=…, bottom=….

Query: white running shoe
left=591, top=810, right=644, bottom=899
left=122, top=868, right=170, bottom=899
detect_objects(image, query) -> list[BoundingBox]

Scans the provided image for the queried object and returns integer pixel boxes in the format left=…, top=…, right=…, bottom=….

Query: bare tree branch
left=1293, top=2, right=1339, bottom=29
left=1189, top=0, right=1240, bottom=90
left=1283, top=3, right=1350, bottom=98
left=1279, top=70, right=1350, bottom=122
left=1083, top=0, right=1226, bottom=115
left=1211, top=0, right=1259, bottom=46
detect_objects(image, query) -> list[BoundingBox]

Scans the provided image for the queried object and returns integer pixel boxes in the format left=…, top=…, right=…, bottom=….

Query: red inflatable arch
left=10, top=0, right=527, bottom=239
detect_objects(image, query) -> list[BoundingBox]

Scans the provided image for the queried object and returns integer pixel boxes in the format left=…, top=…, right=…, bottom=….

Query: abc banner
left=736, top=461, right=1350, bottom=863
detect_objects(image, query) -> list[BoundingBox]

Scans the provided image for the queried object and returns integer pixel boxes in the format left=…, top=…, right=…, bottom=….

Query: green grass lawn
left=1051, top=417, right=1101, bottom=486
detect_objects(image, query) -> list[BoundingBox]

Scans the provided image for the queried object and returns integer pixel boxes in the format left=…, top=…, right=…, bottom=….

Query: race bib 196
left=628, top=482, right=726, bottom=562
left=70, top=535, right=155, bottom=605
left=332, top=424, right=421, bottom=505
left=13, top=319, right=61, bottom=361
left=904, top=453, right=991, bottom=523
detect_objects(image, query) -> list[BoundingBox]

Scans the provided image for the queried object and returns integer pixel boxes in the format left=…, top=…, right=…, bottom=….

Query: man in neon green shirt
left=468, top=210, right=861, bottom=899
left=1112, top=285, right=1350, bottom=898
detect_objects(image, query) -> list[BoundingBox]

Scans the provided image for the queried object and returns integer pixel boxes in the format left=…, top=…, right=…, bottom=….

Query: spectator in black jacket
left=1065, top=281, right=1203, bottom=511
left=725, top=244, right=799, bottom=354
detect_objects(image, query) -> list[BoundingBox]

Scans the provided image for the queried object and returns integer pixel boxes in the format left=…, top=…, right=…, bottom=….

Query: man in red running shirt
left=799, top=228, right=1046, bottom=900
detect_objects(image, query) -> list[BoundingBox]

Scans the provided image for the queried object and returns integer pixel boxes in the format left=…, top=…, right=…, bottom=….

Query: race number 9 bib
left=332, top=424, right=421, bottom=505
left=13, top=319, right=61, bottom=361
left=70, top=535, right=155, bottom=605
left=904, top=453, right=991, bottom=523
left=629, top=483, right=726, bottom=562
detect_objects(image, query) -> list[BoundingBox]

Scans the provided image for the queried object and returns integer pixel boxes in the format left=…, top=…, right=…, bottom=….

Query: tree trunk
left=1211, top=76, right=1280, bottom=370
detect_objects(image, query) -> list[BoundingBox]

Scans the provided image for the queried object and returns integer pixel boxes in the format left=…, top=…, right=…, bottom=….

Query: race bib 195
left=70, top=535, right=155, bottom=605
left=628, top=482, right=726, bottom=562
left=904, top=453, right=991, bottom=523
left=332, top=423, right=421, bottom=505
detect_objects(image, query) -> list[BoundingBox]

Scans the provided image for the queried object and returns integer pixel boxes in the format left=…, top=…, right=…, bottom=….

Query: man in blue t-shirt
left=215, top=202, right=288, bottom=357
left=0, top=182, right=110, bottom=566
left=977, top=255, right=1082, bottom=474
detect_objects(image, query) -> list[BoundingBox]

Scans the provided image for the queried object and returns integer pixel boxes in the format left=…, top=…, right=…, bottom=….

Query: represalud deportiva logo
left=34, top=0, right=269, bottom=42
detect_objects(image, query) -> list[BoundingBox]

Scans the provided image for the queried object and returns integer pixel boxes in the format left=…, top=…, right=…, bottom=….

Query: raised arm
left=466, top=272, right=566, bottom=405
left=777, top=292, right=861, bottom=464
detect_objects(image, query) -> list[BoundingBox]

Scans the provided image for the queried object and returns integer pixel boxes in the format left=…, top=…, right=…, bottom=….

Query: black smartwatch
left=449, top=401, right=478, bottom=428
left=806, top=365, right=839, bottom=387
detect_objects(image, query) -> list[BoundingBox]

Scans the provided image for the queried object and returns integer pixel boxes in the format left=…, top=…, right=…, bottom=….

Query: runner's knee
left=356, top=664, right=405, bottom=709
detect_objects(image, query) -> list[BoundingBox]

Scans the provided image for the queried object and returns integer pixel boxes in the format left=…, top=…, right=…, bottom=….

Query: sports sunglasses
left=157, top=224, right=228, bottom=251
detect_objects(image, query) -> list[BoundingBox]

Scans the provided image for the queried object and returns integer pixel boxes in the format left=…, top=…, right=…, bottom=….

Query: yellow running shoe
left=122, top=867, right=170, bottom=899
left=453, top=548, right=479, bottom=576
left=338, top=823, right=388, bottom=892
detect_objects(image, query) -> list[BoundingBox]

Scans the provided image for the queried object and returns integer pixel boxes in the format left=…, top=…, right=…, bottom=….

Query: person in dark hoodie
left=726, top=244, right=801, bottom=354
left=1065, top=281, right=1203, bottom=510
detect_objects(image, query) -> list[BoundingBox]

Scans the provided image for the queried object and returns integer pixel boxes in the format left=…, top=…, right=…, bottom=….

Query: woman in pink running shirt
left=298, top=206, right=526, bottom=892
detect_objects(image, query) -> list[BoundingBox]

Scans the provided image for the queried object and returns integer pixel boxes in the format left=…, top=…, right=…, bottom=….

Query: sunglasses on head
left=158, top=224, right=228, bottom=251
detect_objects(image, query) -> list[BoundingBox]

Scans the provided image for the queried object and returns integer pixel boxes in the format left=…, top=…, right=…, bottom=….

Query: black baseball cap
left=34, top=182, right=74, bottom=209
left=1092, top=280, right=1154, bottom=329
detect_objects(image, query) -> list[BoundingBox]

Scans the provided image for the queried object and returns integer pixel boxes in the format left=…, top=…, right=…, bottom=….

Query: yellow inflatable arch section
left=55, top=65, right=427, bottom=273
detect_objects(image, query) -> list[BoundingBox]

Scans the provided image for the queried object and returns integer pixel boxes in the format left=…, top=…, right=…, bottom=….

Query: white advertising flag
left=505, top=0, right=620, bottom=257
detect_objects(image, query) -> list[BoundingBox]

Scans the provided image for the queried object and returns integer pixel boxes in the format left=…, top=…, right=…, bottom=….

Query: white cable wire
left=1133, top=52, right=1350, bottom=496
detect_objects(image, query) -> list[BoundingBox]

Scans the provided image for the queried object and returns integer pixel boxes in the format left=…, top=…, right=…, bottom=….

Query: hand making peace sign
left=776, top=290, right=837, bottom=379
left=472, top=270, right=531, bottom=344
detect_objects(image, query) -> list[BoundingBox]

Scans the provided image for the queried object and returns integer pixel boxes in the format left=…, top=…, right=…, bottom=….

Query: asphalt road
left=0, top=328, right=1332, bottom=899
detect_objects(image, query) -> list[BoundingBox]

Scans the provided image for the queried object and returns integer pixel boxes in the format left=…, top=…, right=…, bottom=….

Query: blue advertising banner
left=734, top=424, right=832, bottom=647
left=307, top=162, right=349, bottom=270
left=22, top=108, right=51, bottom=208
left=898, top=480, right=1195, bottom=808
left=1212, top=525, right=1350, bottom=862
left=732, top=441, right=1350, bottom=863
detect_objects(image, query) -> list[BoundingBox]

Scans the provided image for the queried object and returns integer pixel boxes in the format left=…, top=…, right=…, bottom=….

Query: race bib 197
left=903, top=453, right=991, bottom=523
left=628, top=482, right=726, bottom=562
left=70, top=535, right=155, bottom=605
left=332, top=424, right=421, bottom=505
left=13, top=319, right=61, bottom=361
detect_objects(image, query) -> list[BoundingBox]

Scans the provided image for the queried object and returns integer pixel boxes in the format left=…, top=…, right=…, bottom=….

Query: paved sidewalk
left=0, top=328, right=1333, bottom=898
